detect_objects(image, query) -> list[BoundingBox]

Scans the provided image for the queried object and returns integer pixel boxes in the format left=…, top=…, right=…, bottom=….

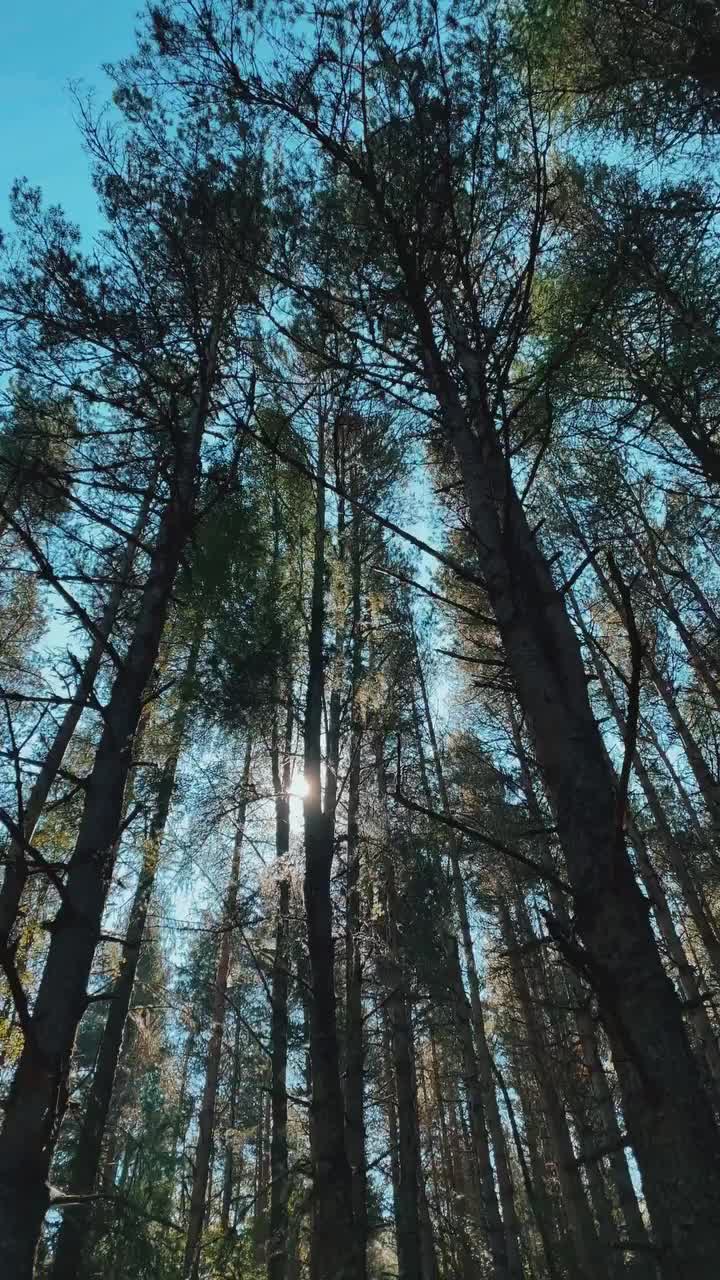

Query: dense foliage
left=2, top=2, right=720, bottom=1278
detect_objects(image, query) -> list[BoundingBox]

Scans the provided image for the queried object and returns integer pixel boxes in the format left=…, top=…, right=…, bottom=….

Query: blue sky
left=1, top=3, right=142, bottom=234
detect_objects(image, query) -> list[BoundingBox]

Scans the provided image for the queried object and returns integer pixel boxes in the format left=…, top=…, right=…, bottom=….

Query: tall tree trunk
left=257, top=1085, right=272, bottom=1257
left=500, top=899, right=604, bottom=1280
left=222, top=1015, right=242, bottom=1233
left=414, top=634, right=524, bottom=1280
left=375, top=722, right=438, bottom=1279
left=268, top=679, right=293, bottom=1280
left=417, top=1033, right=454, bottom=1278
left=431, top=366, right=720, bottom=1271
left=493, top=1058, right=563, bottom=1280
left=570, top=597, right=720, bottom=1084
left=0, top=371, right=213, bottom=1278
left=171, top=1025, right=197, bottom=1199
left=183, top=736, right=252, bottom=1279
left=302, top=411, right=357, bottom=1280
left=630, top=831, right=720, bottom=1087
left=50, top=629, right=200, bottom=1280
left=0, top=479, right=154, bottom=953
left=381, top=847, right=423, bottom=1280
left=545, top=889, right=653, bottom=1272
left=428, top=1023, right=458, bottom=1238
left=412, top=1044, right=441, bottom=1280
left=508, top=696, right=655, bottom=1267
left=443, top=930, right=512, bottom=1280
left=344, top=496, right=368, bottom=1279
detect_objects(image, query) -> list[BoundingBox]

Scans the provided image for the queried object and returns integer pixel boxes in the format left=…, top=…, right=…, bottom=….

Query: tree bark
left=381, top=849, right=424, bottom=1280
left=221, top=1015, right=242, bottom=1232
left=268, top=680, right=293, bottom=1280
left=425, top=343, right=720, bottom=1272
left=0, top=371, right=212, bottom=1278
left=443, top=930, right=512, bottom=1280
left=414, top=634, right=524, bottom=1280
left=508, top=696, right=655, bottom=1269
left=500, top=899, right=605, bottom=1280
left=494, top=1058, right=563, bottom=1280
left=571, top=592, right=720, bottom=984
left=302, top=410, right=358, bottom=1280
left=344, top=502, right=368, bottom=1279
left=49, top=630, right=200, bottom=1280
left=417, top=1031, right=455, bottom=1278
left=0, top=479, right=154, bottom=953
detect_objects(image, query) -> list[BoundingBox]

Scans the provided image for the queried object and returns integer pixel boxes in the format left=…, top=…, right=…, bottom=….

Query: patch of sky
left=0, top=3, right=142, bottom=234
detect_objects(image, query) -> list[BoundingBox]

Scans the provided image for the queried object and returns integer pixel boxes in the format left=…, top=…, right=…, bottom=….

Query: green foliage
left=520, top=0, right=720, bottom=145
left=0, top=379, right=76, bottom=528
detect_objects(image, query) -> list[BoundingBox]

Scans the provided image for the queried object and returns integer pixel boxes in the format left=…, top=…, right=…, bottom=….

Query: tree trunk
left=302, top=412, right=357, bottom=1280
left=0, top=374, right=212, bottom=1278
left=221, top=1015, right=242, bottom=1233
left=500, top=900, right=604, bottom=1280
left=436, top=406, right=720, bottom=1276
left=183, top=736, right=252, bottom=1279
left=494, top=1058, right=563, bottom=1280
left=269, top=680, right=293, bottom=1280
left=406, top=1009, right=441, bottom=1280
left=381, top=853, right=423, bottom=1280
left=49, top=631, right=199, bottom=1280
left=572, top=592, right=720, bottom=984
left=414, top=634, right=524, bottom=1280
left=571, top=595, right=720, bottom=1084
left=345, top=499, right=368, bottom=1279
left=443, top=931, right=512, bottom=1280
left=0, top=479, right=154, bottom=952
left=509, top=697, right=655, bottom=1268
left=586, top=550, right=720, bottom=833
left=417, top=1033, right=454, bottom=1278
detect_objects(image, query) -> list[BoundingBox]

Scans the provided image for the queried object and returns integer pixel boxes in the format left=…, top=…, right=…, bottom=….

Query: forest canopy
left=1, top=2, right=720, bottom=1278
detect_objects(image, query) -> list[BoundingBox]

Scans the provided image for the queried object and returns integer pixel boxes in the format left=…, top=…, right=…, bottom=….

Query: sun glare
left=289, top=775, right=310, bottom=800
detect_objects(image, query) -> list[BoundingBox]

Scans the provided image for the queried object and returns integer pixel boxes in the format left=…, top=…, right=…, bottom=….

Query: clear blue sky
left=1, top=2, right=143, bottom=235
